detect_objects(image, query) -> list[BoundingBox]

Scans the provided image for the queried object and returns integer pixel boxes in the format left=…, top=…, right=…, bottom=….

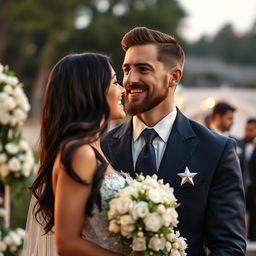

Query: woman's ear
left=169, top=68, right=182, bottom=87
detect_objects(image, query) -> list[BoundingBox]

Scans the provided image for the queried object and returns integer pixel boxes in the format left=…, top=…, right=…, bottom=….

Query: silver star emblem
left=177, top=167, right=198, bottom=186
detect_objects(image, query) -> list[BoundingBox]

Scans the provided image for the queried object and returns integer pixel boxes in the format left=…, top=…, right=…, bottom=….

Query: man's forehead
left=123, top=44, right=158, bottom=65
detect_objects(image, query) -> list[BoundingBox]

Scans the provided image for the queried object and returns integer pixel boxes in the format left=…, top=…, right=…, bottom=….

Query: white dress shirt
left=132, top=107, right=177, bottom=171
left=245, top=138, right=256, bottom=162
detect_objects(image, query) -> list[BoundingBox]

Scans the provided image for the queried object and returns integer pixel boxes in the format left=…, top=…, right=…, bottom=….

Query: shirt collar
left=133, top=106, right=177, bottom=143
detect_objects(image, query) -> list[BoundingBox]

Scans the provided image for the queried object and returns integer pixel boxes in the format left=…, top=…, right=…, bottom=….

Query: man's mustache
left=125, top=84, right=148, bottom=91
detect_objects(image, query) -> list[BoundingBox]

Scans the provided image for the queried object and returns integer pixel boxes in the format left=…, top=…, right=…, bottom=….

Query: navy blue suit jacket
left=101, top=109, right=246, bottom=256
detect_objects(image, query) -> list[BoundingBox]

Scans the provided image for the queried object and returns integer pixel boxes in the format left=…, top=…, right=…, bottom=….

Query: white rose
left=172, top=242, right=179, bottom=249
left=162, top=212, right=172, bottom=227
left=0, top=153, right=7, bottom=164
left=166, top=208, right=179, bottom=226
left=20, top=97, right=30, bottom=112
left=5, top=142, right=19, bottom=154
left=108, top=205, right=119, bottom=220
left=12, top=87, right=24, bottom=100
left=0, top=112, right=11, bottom=125
left=165, top=241, right=172, bottom=252
left=120, top=224, right=134, bottom=238
left=166, top=232, right=177, bottom=242
left=25, top=154, right=35, bottom=166
left=5, top=76, right=18, bottom=86
left=16, top=228, right=25, bottom=239
left=108, top=220, right=120, bottom=233
left=157, top=204, right=166, bottom=214
left=0, top=64, right=3, bottom=73
left=131, top=201, right=149, bottom=220
left=3, top=95, right=16, bottom=110
left=148, top=237, right=165, bottom=251
left=147, top=188, right=162, bottom=203
left=9, top=231, right=22, bottom=245
left=22, top=163, right=32, bottom=177
left=177, top=236, right=187, bottom=251
left=170, top=249, right=181, bottom=256
left=144, top=212, right=162, bottom=232
left=132, top=237, right=146, bottom=251
left=3, top=235, right=12, bottom=246
left=9, top=115, right=18, bottom=126
left=7, top=157, right=21, bottom=171
left=0, top=241, right=7, bottom=251
left=120, top=214, right=134, bottom=226
left=119, top=184, right=139, bottom=198
left=20, top=140, right=30, bottom=151
left=13, top=108, right=26, bottom=123
left=115, top=196, right=133, bottom=214
left=3, top=85, right=13, bottom=94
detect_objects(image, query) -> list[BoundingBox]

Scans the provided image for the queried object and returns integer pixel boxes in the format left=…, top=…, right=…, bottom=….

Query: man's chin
left=125, top=103, right=151, bottom=116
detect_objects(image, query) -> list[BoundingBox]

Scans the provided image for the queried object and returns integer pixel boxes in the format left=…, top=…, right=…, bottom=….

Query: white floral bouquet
left=0, top=63, right=30, bottom=126
left=0, top=139, right=36, bottom=184
left=0, top=200, right=25, bottom=256
left=107, top=174, right=187, bottom=256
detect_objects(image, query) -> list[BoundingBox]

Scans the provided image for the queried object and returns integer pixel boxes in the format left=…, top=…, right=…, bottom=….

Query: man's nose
left=124, top=70, right=139, bottom=85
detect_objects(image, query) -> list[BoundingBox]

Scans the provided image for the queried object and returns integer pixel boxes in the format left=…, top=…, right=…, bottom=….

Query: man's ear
left=169, top=68, right=182, bottom=87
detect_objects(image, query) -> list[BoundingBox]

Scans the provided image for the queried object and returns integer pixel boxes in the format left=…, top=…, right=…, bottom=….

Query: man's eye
left=140, top=67, right=150, bottom=72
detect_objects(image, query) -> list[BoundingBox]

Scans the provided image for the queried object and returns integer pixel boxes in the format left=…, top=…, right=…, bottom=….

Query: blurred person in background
left=203, top=113, right=211, bottom=129
left=209, top=101, right=236, bottom=137
left=238, top=118, right=256, bottom=241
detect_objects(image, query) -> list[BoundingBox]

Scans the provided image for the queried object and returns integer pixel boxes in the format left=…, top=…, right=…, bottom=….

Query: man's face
left=245, top=123, right=256, bottom=141
left=219, top=110, right=234, bottom=132
left=122, top=44, right=175, bottom=115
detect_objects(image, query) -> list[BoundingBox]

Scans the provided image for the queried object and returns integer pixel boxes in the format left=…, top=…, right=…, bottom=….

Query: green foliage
left=1, top=0, right=186, bottom=116
left=189, top=22, right=256, bottom=65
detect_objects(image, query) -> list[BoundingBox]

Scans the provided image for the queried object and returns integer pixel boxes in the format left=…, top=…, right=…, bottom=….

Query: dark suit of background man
left=102, top=27, right=246, bottom=256
left=238, top=118, right=256, bottom=241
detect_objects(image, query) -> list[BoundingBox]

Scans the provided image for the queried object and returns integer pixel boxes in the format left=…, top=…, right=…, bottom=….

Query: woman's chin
left=110, top=111, right=126, bottom=120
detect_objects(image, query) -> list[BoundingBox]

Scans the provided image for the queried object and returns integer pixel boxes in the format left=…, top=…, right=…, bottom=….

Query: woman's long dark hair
left=30, top=53, right=111, bottom=234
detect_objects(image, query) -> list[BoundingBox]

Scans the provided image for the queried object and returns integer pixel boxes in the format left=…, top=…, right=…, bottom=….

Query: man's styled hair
left=212, top=102, right=236, bottom=118
left=121, top=27, right=185, bottom=70
left=247, top=118, right=256, bottom=124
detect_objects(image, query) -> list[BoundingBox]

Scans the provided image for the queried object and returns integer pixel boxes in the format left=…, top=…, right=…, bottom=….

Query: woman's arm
left=54, top=144, right=122, bottom=256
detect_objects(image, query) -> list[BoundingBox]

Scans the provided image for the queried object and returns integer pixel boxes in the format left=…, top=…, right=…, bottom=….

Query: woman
left=22, top=53, right=126, bottom=256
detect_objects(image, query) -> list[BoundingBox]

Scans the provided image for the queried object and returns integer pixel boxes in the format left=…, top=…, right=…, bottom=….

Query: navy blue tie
left=135, top=129, right=158, bottom=176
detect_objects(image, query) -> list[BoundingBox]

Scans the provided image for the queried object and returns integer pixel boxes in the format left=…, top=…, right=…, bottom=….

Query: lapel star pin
left=177, top=166, right=198, bottom=186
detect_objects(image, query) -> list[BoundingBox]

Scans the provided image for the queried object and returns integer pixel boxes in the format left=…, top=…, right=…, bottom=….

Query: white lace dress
left=84, top=173, right=131, bottom=253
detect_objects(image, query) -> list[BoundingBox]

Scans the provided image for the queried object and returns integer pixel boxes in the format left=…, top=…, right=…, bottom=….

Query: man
left=102, top=27, right=246, bottom=255
left=209, top=101, right=236, bottom=136
left=238, top=118, right=256, bottom=241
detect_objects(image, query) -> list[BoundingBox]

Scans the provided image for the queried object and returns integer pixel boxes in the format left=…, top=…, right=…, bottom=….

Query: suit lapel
left=108, top=119, right=135, bottom=178
left=158, top=110, right=199, bottom=185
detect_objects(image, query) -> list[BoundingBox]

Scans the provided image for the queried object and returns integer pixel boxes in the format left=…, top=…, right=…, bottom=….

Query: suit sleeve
left=205, top=139, right=246, bottom=256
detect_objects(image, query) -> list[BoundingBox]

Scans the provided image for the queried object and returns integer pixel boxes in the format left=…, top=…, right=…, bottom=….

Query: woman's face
left=106, top=66, right=126, bottom=120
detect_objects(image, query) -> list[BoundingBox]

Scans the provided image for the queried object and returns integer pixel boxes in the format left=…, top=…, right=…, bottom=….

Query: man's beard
left=125, top=87, right=169, bottom=116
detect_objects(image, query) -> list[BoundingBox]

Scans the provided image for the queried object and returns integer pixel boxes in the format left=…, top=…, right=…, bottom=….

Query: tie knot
left=142, top=129, right=157, bottom=144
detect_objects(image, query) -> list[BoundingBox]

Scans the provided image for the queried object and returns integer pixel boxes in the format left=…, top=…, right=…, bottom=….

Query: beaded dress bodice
left=84, top=173, right=132, bottom=253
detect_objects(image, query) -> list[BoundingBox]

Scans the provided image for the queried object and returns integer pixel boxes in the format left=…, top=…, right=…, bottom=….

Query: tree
left=2, top=0, right=185, bottom=117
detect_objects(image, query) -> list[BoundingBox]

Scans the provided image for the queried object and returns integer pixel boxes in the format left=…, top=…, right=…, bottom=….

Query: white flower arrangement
left=107, top=174, right=187, bottom=256
left=0, top=139, right=36, bottom=183
left=0, top=205, right=25, bottom=256
left=0, top=63, right=30, bottom=126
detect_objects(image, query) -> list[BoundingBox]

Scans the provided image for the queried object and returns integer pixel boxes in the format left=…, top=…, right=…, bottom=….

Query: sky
left=177, top=0, right=256, bottom=42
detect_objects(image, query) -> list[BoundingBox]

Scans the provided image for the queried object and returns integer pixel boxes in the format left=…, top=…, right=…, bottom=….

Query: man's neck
left=137, top=105, right=174, bottom=127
